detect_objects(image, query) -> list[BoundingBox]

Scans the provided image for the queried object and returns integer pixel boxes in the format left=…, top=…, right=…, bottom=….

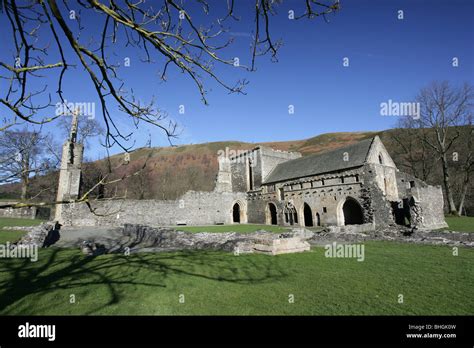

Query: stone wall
left=0, top=205, right=36, bottom=219
left=229, top=147, right=300, bottom=193
left=249, top=167, right=369, bottom=227
left=396, top=172, right=448, bottom=230
left=55, top=140, right=83, bottom=222
left=250, top=163, right=430, bottom=229
left=362, top=164, right=395, bottom=227
left=259, top=146, right=301, bottom=182
left=59, top=190, right=246, bottom=227
left=411, top=186, right=448, bottom=230
left=0, top=205, right=51, bottom=220
left=230, top=158, right=249, bottom=193
left=215, top=158, right=232, bottom=192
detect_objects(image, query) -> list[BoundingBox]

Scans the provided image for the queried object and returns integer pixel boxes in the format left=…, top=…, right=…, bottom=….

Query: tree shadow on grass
left=0, top=247, right=288, bottom=315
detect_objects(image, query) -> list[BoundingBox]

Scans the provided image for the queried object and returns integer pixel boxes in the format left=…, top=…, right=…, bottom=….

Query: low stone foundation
left=16, top=221, right=61, bottom=247
left=36, top=222, right=473, bottom=256
left=0, top=205, right=51, bottom=220
left=326, top=223, right=375, bottom=234
left=308, top=225, right=474, bottom=247
left=237, top=236, right=310, bottom=255
left=55, top=224, right=311, bottom=256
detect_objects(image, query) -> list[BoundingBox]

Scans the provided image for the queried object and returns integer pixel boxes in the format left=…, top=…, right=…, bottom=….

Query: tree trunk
left=20, top=157, right=29, bottom=200
left=441, top=153, right=458, bottom=215
left=457, top=171, right=470, bottom=216
left=20, top=175, right=28, bottom=200
left=457, top=185, right=467, bottom=216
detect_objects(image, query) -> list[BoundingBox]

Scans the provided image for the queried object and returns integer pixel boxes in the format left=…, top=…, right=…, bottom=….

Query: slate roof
left=263, top=137, right=375, bottom=184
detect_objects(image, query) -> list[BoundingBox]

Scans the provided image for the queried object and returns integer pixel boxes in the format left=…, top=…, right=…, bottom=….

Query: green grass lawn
left=0, top=217, right=44, bottom=244
left=0, top=230, right=27, bottom=244
left=174, top=224, right=290, bottom=233
left=0, top=240, right=472, bottom=315
left=445, top=216, right=474, bottom=232
left=0, top=217, right=44, bottom=229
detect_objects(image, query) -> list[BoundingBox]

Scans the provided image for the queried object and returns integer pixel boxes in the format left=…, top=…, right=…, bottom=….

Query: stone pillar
left=55, top=114, right=83, bottom=224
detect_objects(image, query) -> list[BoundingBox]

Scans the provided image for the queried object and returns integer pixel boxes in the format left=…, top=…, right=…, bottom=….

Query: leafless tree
left=125, top=160, right=152, bottom=199
left=57, top=116, right=104, bottom=148
left=0, top=0, right=340, bottom=213
left=401, top=81, right=473, bottom=215
left=0, top=128, right=57, bottom=199
left=453, top=121, right=474, bottom=215
left=389, top=123, right=437, bottom=183
left=1, top=0, right=340, bottom=149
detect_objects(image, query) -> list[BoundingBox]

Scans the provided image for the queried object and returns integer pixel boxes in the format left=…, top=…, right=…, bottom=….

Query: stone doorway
left=267, top=203, right=278, bottom=225
left=342, top=198, right=364, bottom=225
left=303, top=203, right=313, bottom=227
left=232, top=203, right=241, bottom=223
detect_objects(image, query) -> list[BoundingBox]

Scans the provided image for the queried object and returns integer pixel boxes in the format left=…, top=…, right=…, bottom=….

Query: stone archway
left=231, top=200, right=247, bottom=224
left=232, top=203, right=241, bottom=223
left=266, top=202, right=278, bottom=225
left=303, top=203, right=313, bottom=227
left=339, top=197, right=364, bottom=225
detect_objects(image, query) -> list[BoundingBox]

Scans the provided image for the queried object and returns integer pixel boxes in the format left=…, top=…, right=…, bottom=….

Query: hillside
left=109, top=130, right=380, bottom=176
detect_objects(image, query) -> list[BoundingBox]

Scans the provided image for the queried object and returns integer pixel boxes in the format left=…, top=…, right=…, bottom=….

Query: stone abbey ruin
left=55, top=116, right=447, bottom=232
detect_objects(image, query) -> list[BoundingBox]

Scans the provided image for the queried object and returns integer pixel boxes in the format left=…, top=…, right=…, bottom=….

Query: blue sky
left=1, top=0, right=473, bottom=159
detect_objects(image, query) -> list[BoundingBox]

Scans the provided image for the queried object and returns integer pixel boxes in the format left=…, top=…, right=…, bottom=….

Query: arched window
left=315, top=212, right=321, bottom=226
left=284, top=203, right=298, bottom=225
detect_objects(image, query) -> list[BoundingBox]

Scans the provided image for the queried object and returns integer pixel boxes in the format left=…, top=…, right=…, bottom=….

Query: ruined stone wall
left=365, top=136, right=399, bottom=201
left=372, top=165, right=399, bottom=201
left=215, top=158, right=232, bottom=192
left=56, top=141, right=83, bottom=200
left=229, top=148, right=264, bottom=191
left=251, top=150, right=263, bottom=189
left=246, top=197, right=268, bottom=225
left=0, top=205, right=51, bottom=220
left=55, top=141, right=83, bottom=223
left=229, top=147, right=301, bottom=193
left=362, top=164, right=395, bottom=226
left=259, top=147, right=301, bottom=182
left=396, top=172, right=427, bottom=196
left=59, top=190, right=246, bottom=227
left=0, top=205, right=37, bottom=219
left=230, top=161, right=246, bottom=192
left=409, top=187, right=448, bottom=230
left=396, top=172, right=448, bottom=230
